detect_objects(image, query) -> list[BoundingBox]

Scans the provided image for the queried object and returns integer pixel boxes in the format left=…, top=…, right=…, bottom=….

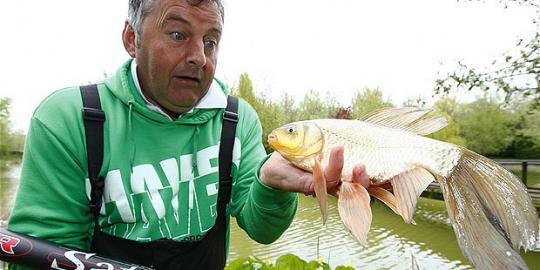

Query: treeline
left=0, top=98, right=25, bottom=158
left=230, top=73, right=540, bottom=159
left=1, top=75, right=538, bottom=159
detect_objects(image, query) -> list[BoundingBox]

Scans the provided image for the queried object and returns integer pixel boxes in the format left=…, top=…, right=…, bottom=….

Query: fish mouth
left=267, top=134, right=277, bottom=148
left=268, top=134, right=291, bottom=157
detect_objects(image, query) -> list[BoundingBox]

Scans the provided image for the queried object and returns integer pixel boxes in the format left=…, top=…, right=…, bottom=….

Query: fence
left=496, top=160, right=540, bottom=186
left=425, top=160, right=540, bottom=202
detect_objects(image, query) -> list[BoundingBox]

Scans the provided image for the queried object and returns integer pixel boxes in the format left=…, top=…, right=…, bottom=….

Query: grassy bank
left=0, top=155, right=22, bottom=163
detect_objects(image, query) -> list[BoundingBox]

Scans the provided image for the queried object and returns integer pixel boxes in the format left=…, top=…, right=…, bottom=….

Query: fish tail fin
left=338, top=181, right=372, bottom=245
left=439, top=148, right=538, bottom=270
left=313, top=160, right=328, bottom=224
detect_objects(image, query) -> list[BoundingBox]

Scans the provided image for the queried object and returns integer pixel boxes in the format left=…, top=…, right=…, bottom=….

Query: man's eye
left=205, top=40, right=217, bottom=49
left=170, top=32, right=185, bottom=41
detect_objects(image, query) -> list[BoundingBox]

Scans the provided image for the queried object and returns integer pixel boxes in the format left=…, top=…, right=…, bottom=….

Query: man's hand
left=259, top=146, right=370, bottom=196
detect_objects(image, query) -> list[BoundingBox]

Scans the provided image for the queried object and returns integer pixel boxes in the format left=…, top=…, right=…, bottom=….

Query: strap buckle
left=82, top=107, right=106, bottom=122
left=223, top=111, right=238, bottom=123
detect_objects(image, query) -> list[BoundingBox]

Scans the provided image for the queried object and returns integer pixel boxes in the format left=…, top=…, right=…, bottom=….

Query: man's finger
left=324, top=146, right=344, bottom=184
left=350, top=164, right=370, bottom=188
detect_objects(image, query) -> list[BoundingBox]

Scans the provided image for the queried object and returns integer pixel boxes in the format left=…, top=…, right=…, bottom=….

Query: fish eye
left=287, top=127, right=295, bottom=133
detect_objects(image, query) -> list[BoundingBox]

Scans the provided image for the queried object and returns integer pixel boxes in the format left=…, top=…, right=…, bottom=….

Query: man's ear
left=122, top=21, right=137, bottom=58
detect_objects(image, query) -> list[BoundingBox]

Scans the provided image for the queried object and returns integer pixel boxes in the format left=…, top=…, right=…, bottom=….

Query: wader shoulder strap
left=81, top=90, right=237, bottom=225
left=80, top=84, right=106, bottom=224
left=217, top=95, right=239, bottom=209
left=90, top=95, right=238, bottom=269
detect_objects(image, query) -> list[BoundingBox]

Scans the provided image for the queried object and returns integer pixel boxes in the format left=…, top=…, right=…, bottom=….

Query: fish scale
left=312, top=119, right=461, bottom=182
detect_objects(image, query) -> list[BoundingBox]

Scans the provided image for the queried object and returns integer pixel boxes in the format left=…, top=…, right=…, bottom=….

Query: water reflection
left=229, top=195, right=540, bottom=269
left=0, top=161, right=20, bottom=226
left=229, top=195, right=476, bottom=269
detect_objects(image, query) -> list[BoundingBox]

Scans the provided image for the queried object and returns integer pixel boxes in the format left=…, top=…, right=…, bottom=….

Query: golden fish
left=267, top=107, right=539, bottom=270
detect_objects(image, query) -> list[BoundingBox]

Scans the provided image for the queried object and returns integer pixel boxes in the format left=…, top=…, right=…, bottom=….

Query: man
left=8, top=0, right=368, bottom=269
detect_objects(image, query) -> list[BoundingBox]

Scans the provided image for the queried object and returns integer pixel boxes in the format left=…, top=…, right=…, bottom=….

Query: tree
left=0, top=98, right=12, bottom=155
left=455, top=98, right=515, bottom=156
left=402, top=96, right=427, bottom=109
left=335, top=107, right=353, bottom=119
left=278, top=93, right=297, bottom=124
left=0, top=98, right=25, bottom=156
left=257, top=94, right=287, bottom=152
left=231, top=73, right=258, bottom=108
left=519, top=109, right=540, bottom=146
left=321, top=91, right=341, bottom=119
left=503, top=97, right=540, bottom=157
left=296, top=90, right=334, bottom=120
left=431, top=96, right=460, bottom=119
left=429, top=97, right=467, bottom=146
left=351, top=88, right=393, bottom=119
left=230, top=73, right=293, bottom=152
left=435, top=1, right=539, bottom=104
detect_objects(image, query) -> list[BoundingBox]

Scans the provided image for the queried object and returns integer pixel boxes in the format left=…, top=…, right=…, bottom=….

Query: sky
left=0, top=0, right=537, bottom=132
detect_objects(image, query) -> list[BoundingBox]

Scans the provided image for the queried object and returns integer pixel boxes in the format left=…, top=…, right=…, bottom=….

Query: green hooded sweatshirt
left=7, top=59, right=298, bottom=268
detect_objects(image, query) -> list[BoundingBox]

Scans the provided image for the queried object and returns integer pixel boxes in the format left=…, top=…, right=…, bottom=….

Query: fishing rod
left=0, top=228, right=153, bottom=270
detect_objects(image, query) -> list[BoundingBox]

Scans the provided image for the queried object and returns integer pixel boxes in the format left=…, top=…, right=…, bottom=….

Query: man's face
left=129, top=0, right=223, bottom=116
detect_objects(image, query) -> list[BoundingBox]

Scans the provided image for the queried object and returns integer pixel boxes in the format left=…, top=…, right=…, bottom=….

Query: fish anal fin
left=368, top=186, right=399, bottom=216
left=313, top=160, right=328, bottom=224
left=338, top=181, right=372, bottom=245
left=374, top=182, right=393, bottom=190
left=390, top=167, right=434, bottom=224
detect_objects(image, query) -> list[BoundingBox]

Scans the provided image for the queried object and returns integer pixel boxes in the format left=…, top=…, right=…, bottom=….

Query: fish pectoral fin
left=368, top=186, right=399, bottom=216
left=338, top=181, right=372, bottom=246
left=313, top=160, right=328, bottom=224
left=390, top=167, right=434, bottom=224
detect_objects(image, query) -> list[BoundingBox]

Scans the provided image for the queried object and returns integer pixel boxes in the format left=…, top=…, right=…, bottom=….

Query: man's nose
left=186, top=40, right=206, bottom=68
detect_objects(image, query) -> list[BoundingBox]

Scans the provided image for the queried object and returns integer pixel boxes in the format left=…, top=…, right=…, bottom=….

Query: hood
left=104, top=59, right=228, bottom=125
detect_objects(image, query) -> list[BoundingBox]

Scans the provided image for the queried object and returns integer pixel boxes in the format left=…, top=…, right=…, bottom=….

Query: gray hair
left=128, top=0, right=225, bottom=48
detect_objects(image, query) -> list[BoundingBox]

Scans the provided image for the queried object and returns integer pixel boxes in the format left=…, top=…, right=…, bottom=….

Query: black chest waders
left=80, top=84, right=239, bottom=270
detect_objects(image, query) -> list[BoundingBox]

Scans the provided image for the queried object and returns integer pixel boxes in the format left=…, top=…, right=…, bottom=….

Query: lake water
left=1, top=161, right=539, bottom=269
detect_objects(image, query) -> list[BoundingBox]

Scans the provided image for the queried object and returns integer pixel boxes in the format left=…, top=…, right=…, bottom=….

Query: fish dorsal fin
left=404, top=117, right=448, bottom=135
left=390, top=167, right=435, bottom=224
left=360, top=107, right=448, bottom=135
